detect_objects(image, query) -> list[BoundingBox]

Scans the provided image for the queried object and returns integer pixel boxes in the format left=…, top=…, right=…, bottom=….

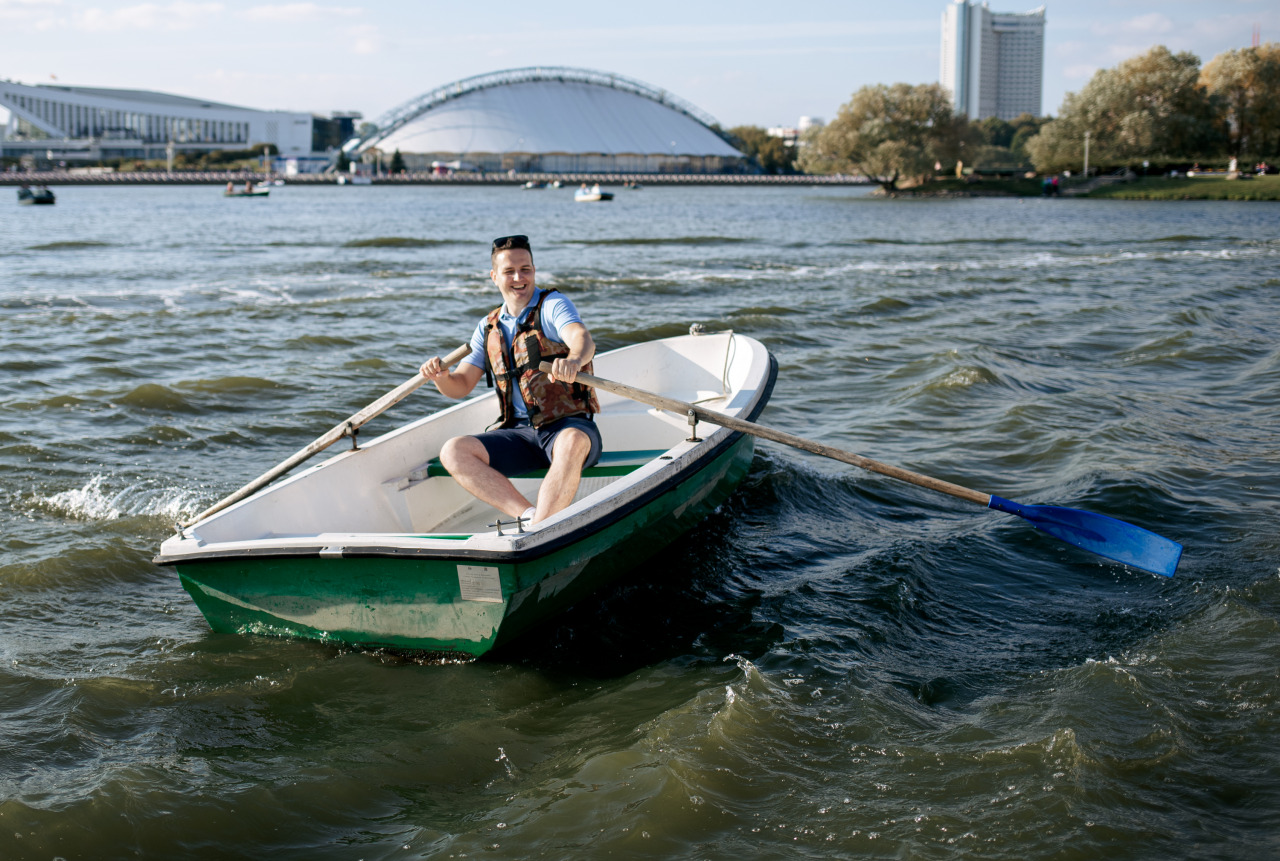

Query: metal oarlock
left=344, top=421, right=360, bottom=451
left=488, top=516, right=528, bottom=536
left=686, top=409, right=701, bottom=442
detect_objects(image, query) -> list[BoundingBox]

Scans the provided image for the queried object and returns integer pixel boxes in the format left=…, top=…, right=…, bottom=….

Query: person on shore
left=418, top=234, right=601, bottom=527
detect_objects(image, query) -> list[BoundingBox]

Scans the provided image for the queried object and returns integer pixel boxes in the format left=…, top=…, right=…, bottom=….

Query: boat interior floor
left=397, top=449, right=666, bottom=536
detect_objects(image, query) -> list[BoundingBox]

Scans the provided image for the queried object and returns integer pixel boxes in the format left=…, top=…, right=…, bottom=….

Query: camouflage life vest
left=484, top=289, right=600, bottom=429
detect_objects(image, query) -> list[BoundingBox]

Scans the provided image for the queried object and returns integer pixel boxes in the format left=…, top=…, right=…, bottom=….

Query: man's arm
left=420, top=355, right=484, bottom=399
left=548, top=322, right=594, bottom=385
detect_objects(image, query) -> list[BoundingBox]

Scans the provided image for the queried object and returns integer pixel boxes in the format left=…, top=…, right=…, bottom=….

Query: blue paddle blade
left=987, top=495, right=1182, bottom=578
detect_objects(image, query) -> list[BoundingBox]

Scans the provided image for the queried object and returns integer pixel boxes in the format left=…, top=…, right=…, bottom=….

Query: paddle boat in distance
left=156, top=330, right=777, bottom=659
left=17, top=185, right=56, bottom=205
left=223, top=181, right=269, bottom=197
left=522, top=180, right=548, bottom=189
left=574, top=183, right=614, bottom=202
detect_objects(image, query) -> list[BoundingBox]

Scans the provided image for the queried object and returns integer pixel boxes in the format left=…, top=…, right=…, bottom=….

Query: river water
left=2, top=184, right=1278, bottom=859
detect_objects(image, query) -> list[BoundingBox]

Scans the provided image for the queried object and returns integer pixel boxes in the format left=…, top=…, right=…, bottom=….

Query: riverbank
left=0, top=169, right=865, bottom=187
left=1085, top=174, right=1280, bottom=200
left=889, top=174, right=1280, bottom=200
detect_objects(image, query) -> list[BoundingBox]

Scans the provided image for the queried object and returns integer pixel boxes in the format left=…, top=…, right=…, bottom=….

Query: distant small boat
left=338, top=173, right=373, bottom=185
left=257, top=179, right=285, bottom=188
left=575, top=184, right=614, bottom=202
left=224, top=188, right=269, bottom=197
left=623, top=181, right=643, bottom=190
left=17, top=186, right=55, bottom=205
left=523, top=180, right=547, bottom=189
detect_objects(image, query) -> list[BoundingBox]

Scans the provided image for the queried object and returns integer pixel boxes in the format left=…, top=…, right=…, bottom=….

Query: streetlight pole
left=1083, top=131, right=1090, bottom=178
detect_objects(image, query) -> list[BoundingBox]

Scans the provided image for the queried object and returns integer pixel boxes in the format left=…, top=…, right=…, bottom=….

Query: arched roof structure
left=348, top=67, right=740, bottom=160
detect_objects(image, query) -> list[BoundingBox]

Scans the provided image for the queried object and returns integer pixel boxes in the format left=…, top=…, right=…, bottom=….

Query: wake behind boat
left=156, top=331, right=776, bottom=658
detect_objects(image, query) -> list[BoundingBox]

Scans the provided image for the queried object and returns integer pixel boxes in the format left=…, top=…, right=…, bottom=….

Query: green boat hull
left=176, top=433, right=755, bottom=658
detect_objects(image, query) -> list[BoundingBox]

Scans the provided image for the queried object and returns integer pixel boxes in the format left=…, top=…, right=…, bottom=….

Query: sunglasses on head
left=491, top=234, right=531, bottom=253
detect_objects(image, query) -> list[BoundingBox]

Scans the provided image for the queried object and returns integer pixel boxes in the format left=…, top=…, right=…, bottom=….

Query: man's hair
left=491, top=234, right=533, bottom=264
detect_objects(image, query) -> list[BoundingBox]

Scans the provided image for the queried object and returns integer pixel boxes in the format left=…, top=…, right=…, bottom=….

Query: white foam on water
left=38, top=475, right=201, bottom=522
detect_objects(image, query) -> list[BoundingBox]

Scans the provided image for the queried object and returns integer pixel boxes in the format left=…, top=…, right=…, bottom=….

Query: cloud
left=0, top=0, right=64, bottom=29
left=351, top=23, right=379, bottom=55
left=73, top=2, right=224, bottom=31
left=1063, top=63, right=1100, bottom=82
left=1089, top=13, right=1174, bottom=38
left=243, top=3, right=360, bottom=22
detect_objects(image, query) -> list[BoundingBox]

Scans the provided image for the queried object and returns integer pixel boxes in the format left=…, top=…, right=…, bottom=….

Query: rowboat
left=156, top=331, right=777, bottom=658
left=17, top=186, right=56, bottom=205
left=224, top=188, right=269, bottom=197
left=574, top=184, right=614, bottom=202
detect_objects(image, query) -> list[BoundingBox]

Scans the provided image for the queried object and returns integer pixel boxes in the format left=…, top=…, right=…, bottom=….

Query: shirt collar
left=499, top=287, right=542, bottom=323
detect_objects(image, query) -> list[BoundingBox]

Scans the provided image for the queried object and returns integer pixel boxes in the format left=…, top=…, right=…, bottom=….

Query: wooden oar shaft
left=183, top=344, right=470, bottom=528
left=550, top=363, right=1182, bottom=578
left=560, top=365, right=990, bottom=508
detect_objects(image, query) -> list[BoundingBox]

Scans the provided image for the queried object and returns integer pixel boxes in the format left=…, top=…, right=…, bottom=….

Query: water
left=2, top=184, right=1279, bottom=859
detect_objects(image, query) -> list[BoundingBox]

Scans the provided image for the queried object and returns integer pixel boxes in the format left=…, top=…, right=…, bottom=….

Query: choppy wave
left=34, top=475, right=201, bottom=522
left=568, top=236, right=753, bottom=246
left=117, top=383, right=197, bottom=412
left=26, top=240, right=114, bottom=251
left=342, top=237, right=464, bottom=248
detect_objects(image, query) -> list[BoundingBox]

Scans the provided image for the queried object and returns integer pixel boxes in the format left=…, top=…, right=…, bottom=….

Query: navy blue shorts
left=474, top=416, right=602, bottom=477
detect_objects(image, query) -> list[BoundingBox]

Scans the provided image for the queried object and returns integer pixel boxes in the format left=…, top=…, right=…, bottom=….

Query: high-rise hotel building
left=940, top=1, right=1045, bottom=120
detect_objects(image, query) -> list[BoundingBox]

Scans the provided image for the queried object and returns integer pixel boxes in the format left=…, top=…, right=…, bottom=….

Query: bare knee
left=551, top=428, right=591, bottom=469
left=440, top=435, right=488, bottom=473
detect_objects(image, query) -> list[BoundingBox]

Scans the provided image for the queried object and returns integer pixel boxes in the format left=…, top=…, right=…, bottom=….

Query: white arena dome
left=358, top=67, right=744, bottom=174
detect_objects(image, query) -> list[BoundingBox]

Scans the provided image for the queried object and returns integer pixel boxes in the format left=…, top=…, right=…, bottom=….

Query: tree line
left=790, top=42, right=1279, bottom=187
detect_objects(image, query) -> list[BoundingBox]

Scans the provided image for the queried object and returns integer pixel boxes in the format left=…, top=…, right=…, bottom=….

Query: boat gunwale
left=155, top=338, right=777, bottom=567
left=154, top=353, right=773, bottom=568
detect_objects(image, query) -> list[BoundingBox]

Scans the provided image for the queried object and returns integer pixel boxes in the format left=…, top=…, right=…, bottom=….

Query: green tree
left=977, top=116, right=1015, bottom=148
left=1009, top=114, right=1048, bottom=158
left=1026, top=46, right=1223, bottom=172
left=797, top=83, right=968, bottom=189
left=1200, top=43, right=1280, bottom=159
left=967, top=113, right=1048, bottom=172
left=390, top=149, right=406, bottom=174
left=727, top=125, right=796, bottom=173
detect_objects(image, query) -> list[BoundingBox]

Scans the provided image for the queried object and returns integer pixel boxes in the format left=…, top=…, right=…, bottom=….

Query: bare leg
left=439, top=435, right=531, bottom=519
left=532, top=428, right=591, bottom=523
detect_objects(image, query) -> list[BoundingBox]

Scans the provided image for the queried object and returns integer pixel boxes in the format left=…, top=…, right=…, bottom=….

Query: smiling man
left=419, top=235, right=601, bottom=527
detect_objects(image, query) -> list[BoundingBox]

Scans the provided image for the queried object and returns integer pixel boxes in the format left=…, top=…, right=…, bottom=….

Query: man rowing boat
left=419, top=234, right=602, bottom=526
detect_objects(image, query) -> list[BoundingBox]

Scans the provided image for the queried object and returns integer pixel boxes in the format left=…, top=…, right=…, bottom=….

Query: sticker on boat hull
left=457, top=565, right=503, bottom=603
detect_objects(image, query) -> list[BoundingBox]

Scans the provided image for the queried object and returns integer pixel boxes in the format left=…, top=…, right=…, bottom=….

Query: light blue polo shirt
left=461, top=287, right=585, bottom=420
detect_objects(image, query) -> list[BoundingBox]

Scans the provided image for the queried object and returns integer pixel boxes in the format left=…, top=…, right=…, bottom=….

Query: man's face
left=491, top=248, right=536, bottom=314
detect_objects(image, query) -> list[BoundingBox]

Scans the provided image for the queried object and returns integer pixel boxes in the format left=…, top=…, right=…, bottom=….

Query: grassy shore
left=916, top=173, right=1280, bottom=200
left=1085, top=174, right=1280, bottom=200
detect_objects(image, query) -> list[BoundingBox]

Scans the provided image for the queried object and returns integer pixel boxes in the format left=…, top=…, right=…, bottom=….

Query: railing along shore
left=1, top=170, right=867, bottom=187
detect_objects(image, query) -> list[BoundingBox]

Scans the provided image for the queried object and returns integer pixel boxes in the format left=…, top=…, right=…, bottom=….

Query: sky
left=2, top=0, right=1277, bottom=129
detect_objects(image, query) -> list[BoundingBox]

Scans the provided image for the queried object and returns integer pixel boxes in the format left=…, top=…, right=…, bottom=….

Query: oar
left=549, top=363, right=1183, bottom=578
left=182, top=343, right=470, bottom=528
